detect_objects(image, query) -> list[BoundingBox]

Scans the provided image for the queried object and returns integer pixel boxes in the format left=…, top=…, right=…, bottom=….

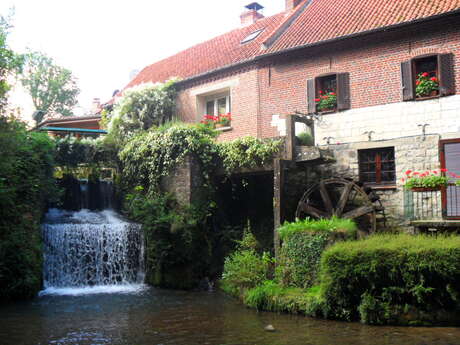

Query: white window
left=204, top=95, right=231, bottom=116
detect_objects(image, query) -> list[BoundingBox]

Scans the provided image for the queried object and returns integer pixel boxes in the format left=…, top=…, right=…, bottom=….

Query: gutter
left=175, top=9, right=460, bottom=87
left=39, top=126, right=107, bottom=134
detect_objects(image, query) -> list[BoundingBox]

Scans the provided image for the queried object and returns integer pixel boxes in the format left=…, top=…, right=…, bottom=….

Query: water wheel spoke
left=335, top=182, right=353, bottom=217
left=299, top=202, right=329, bottom=218
left=342, top=205, right=375, bottom=219
left=319, top=182, right=334, bottom=215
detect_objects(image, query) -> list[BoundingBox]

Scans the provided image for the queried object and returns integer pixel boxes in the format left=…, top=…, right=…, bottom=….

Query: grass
left=244, top=280, right=322, bottom=315
left=325, top=233, right=460, bottom=254
left=278, top=217, right=357, bottom=240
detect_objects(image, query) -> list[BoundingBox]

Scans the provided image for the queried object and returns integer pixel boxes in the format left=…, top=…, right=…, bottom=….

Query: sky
left=1, top=0, right=285, bottom=121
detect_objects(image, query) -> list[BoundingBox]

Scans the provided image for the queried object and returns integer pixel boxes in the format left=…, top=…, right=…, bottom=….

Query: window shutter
left=337, top=73, right=350, bottom=110
left=438, top=53, right=455, bottom=96
left=307, top=78, right=316, bottom=114
left=400, top=60, right=414, bottom=101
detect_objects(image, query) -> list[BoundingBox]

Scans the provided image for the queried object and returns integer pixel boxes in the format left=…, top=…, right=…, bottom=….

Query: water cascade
left=41, top=180, right=144, bottom=295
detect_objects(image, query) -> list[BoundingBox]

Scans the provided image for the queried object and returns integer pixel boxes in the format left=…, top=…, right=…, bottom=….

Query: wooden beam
left=273, top=159, right=288, bottom=258
left=285, top=116, right=296, bottom=161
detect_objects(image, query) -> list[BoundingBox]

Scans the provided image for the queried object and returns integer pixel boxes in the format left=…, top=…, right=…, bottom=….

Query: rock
left=264, top=324, right=275, bottom=332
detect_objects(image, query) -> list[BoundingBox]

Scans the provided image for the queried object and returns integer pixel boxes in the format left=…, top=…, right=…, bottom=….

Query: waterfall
left=41, top=208, right=145, bottom=295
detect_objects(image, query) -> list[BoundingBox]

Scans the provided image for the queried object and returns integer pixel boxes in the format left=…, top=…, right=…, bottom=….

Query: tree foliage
left=0, top=116, right=56, bottom=300
left=0, top=13, right=23, bottom=114
left=108, top=79, right=177, bottom=140
left=21, top=51, right=79, bottom=124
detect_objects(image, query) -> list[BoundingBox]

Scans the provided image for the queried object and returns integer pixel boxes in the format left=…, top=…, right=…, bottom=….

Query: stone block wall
left=318, top=134, right=442, bottom=226
left=160, top=154, right=203, bottom=206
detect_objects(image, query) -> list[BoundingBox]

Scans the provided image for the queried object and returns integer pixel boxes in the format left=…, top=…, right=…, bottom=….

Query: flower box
left=410, top=186, right=442, bottom=192
left=402, top=169, right=460, bottom=191
left=315, top=91, right=337, bottom=113
left=415, top=72, right=439, bottom=99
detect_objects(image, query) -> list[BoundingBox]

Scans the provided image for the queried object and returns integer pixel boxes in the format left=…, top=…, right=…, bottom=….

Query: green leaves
left=0, top=117, right=55, bottom=300
left=21, top=51, right=79, bottom=123
left=108, top=79, right=178, bottom=139
left=0, top=13, right=24, bottom=113
left=217, top=136, right=282, bottom=174
left=319, top=234, right=460, bottom=324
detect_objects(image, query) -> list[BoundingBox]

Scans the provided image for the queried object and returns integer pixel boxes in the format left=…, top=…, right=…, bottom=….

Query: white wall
left=314, top=95, right=460, bottom=145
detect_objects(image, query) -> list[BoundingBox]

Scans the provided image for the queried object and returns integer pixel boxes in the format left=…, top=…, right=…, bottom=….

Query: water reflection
left=1, top=288, right=459, bottom=345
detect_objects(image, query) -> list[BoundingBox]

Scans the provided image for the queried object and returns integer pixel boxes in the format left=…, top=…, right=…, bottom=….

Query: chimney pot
left=286, top=0, right=303, bottom=11
left=240, top=2, right=264, bottom=26
left=91, top=98, right=101, bottom=114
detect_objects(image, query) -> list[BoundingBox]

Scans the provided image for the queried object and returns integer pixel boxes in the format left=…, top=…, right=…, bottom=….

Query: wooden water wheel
left=295, top=178, right=383, bottom=233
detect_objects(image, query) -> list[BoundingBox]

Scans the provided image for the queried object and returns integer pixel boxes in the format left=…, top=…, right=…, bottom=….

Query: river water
left=1, top=287, right=460, bottom=345
left=2, top=205, right=459, bottom=345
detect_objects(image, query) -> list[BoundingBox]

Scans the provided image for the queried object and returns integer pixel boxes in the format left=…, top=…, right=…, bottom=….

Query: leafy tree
left=21, top=51, right=79, bottom=124
left=0, top=13, right=23, bottom=114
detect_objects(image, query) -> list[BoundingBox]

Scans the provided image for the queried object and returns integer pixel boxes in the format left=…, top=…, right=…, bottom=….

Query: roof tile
left=126, top=0, right=460, bottom=88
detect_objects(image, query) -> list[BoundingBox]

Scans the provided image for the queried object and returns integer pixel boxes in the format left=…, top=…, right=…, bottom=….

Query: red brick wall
left=175, top=16, right=460, bottom=141
left=259, top=17, right=460, bottom=138
left=176, top=68, right=260, bottom=141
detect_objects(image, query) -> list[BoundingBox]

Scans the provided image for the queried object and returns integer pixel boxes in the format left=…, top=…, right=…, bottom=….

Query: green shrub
left=220, top=232, right=272, bottom=297
left=108, top=79, right=178, bottom=140
left=276, top=217, right=357, bottom=289
left=0, top=117, right=56, bottom=300
left=319, top=234, right=460, bottom=325
left=244, top=280, right=322, bottom=315
left=278, top=217, right=357, bottom=240
left=217, top=136, right=282, bottom=174
left=296, top=132, right=314, bottom=146
left=125, top=188, right=212, bottom=289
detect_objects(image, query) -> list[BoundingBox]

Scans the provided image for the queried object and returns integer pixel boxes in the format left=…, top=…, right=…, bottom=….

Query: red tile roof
left=126, top=0, right=460, bottom=89
left=125, top=13, right=285, bottom=88
left=267, top=0, right=460, bottom=52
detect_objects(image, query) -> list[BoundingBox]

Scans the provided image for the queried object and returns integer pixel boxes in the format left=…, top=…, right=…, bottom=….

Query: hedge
left=319, top=234, right=460, bottom=325
left=276, top=217, right=356, bottom=289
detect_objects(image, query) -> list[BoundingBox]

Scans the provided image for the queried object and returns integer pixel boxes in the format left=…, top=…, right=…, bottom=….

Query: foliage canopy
left=0, top=14, right=23, bottom=114
left=108, top=80, right=177, bottom=140
left=21, top=51, right=79, bottom=124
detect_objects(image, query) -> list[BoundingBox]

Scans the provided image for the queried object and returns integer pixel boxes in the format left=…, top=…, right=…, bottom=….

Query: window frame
left=412, top=54, right=440, bottom=100
left=204, top=94, right=231, bottom=117
left=307, top=72, right=350, bottom=115
left=358, top=147, right=396, bottom=186
left=401, top=53, right=455, bottom=101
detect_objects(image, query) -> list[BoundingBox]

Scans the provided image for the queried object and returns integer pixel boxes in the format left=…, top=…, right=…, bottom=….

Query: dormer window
left=241, top=29, right=264, bottom=44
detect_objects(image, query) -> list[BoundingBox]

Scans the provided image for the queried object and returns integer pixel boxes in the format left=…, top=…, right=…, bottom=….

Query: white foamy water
left=41, top=208, right=145, bottom=293
left=39, top=284, right=148, bottom=296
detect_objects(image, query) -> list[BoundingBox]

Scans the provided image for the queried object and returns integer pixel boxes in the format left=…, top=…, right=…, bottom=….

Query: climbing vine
left=218, top=136, right=282, bottom=174
left=108, top=79, right=178, bottom=141
left=119, top=123, right=218, bottom=193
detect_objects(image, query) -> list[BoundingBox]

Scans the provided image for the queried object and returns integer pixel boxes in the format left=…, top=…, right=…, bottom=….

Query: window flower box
left=200, top=113, right=231, bottom=128
left=315, top=91, right=337, bottom=113
left=402, top=169, right=459, bottom=192
left=415, top=72, right=439, bottom=99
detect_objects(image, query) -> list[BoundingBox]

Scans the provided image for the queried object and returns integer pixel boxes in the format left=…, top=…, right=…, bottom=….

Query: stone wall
left=160, top=154, right=203, bottom=206
left=318, top=134, right=442, bottom=227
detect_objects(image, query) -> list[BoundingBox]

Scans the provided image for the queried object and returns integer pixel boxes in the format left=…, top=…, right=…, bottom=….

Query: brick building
left=123, top=0, right=460, bottom=226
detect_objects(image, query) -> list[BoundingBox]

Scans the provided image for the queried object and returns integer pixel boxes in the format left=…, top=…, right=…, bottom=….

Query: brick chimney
left=286, top=0, right=303, bottom=11
left=91, top=98, right=101, bottom=114
left=240, top=2, right=264, bottom=26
